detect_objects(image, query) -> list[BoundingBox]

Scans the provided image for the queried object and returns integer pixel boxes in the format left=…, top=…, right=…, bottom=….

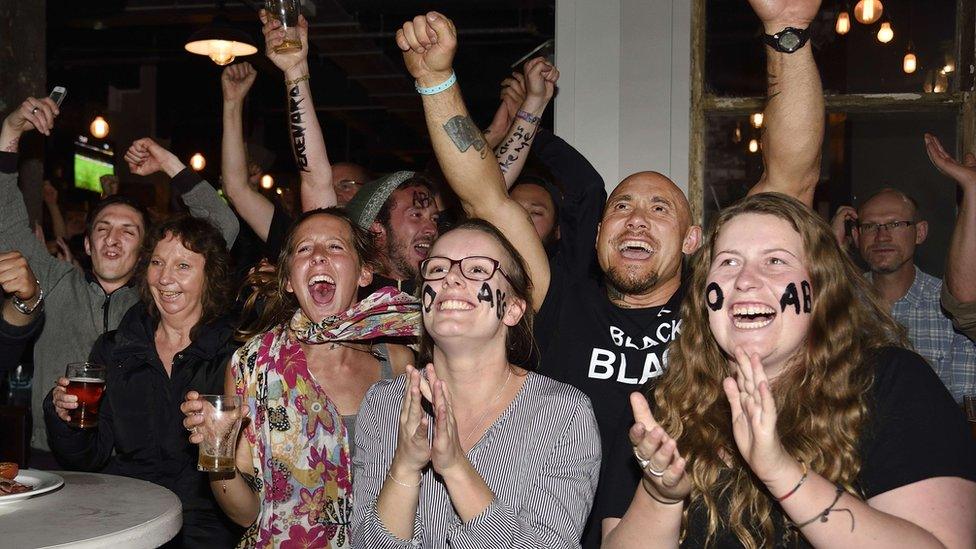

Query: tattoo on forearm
left=495, top=124, right=534, bottom=174
left=288, top=85, right=309, bottom=172
left=2, top=137, right=19, bottom=153
left=443, top=116, right=488, bottom=159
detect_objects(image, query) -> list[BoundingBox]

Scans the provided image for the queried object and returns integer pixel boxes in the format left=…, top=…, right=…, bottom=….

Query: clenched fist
left=395, top=12, right=458, bottom=88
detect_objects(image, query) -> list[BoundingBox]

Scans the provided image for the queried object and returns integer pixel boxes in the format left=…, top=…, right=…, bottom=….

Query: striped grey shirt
left=351, top=371, right=601, bottom=548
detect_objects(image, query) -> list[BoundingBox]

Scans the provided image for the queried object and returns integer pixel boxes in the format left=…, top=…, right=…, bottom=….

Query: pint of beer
left=196, top=394, right=243, bottom=473
left=265, top=0, right=302, bottom=53
left=65, top=362, right=107, bottom=429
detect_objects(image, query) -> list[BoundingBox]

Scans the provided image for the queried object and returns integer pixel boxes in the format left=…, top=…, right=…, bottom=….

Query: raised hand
left=925, top=133, right=976, bottom=191
left=391, top=365, right=432, bottom=474
left=629, top=392, right=692, bottom=503
left=747, top=0, right=821, bottom=31
left=485, top=72, right=526, bottom=148
left=259, top=10, right=308, bottom=76
left=395, top=12, right=457, bottom=87
left=222, top=62, right=258, bottom=103
left=722, top=347, right=791, bottom=483
left=0, top=251, right=39, bottom=303
left=427, top=364, right=468, bottom=475
left=522, top=57, right=559, bottom=112
left=51, top=377, right=78, bottom=423
left=125, top=137, right=186, bottom=178
left=829, top=205, right=858, bottom=247
left=1, top=96, right=60, bottom=139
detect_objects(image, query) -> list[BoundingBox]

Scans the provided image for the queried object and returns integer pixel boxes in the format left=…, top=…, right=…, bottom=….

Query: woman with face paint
left=180, top=208, right=418, bottom=549
left=602, top=193, right=976, bottom=548
left=350, top=218, right=601, bottom=548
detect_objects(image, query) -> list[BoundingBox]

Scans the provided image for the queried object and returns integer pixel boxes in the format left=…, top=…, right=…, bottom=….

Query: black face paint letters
left=422, top=284, right=437, bottom=313
left=706, top=282, right=724, bottom=312
left=801, top=280, right=812, bottom=313
left=477, top=283, right=494, bottom=307
left=780, top=281, right=812, bottom=314
left=495, top=289, right=507, bottom=320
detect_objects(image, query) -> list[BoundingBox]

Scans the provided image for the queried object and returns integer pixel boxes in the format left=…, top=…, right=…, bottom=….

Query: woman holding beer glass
left=46, top=216, right=242, bottom=547
left=601, top=194, right=976, bottom=548
left=181, top=208, right=416, bottom=548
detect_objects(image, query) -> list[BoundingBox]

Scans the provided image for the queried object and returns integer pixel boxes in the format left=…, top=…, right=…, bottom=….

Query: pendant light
left=185, top=3, right=257, bottom=66
left=854, top=0, right=883, bottom=25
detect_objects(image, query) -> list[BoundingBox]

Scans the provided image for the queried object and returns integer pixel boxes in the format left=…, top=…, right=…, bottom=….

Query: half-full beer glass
left=265, top=0, right=302, bottom=53
left=65, top=362, right=106, bottom=428
left=196, top=394, right=243, bottom=473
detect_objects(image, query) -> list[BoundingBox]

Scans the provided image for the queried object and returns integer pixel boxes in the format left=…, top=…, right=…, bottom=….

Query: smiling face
left=596, top=172, right=696, bottom=295
left=420, top=229, right=525, bottom=350
left=378, top=184, right=439, bottom=280
left=285, top=214, right=372, bottom=322
left=84, top=203, right=145, bottom=287
left=706, top=213, right=813, bottom=378
left=147, top=233, right=206, bottom=322
left=512, top=182, right=558, bottom=245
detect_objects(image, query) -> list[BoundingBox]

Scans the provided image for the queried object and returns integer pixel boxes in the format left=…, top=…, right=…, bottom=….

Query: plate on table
left=0, top=470, right=65, bottom=504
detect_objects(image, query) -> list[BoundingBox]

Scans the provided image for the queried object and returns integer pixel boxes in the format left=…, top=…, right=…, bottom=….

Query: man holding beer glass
left=45, top=215, right=242, bottom=548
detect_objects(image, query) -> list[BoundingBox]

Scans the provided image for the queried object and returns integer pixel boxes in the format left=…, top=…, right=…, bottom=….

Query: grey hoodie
left=0, top=151, right=239, bottom=451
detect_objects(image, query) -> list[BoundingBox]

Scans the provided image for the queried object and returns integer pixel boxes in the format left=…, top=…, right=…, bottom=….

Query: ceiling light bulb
left=190, top=153, right=206, bottom=171
left=260, top=174, right=274, bottom=190
left=732, top=125, right=742, bottom=144
left=748, top=139, right=760, bottom=153
left=209, top=41, right=235, bottom=66
left=750, top=112, right=764, bottom=129
left=903, top=52, right=917, bottom=74
left=90, top=116, right=109, bottom=139
left=877, top=22, right=893, bottom=43
left=276, top=188, right=284, bottom=196
left=854, top=0, right=883, bottom=25
left=835, top=11, right=851, bottom=35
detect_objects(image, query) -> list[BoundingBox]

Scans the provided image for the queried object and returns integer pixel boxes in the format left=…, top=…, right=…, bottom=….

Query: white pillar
left=555, top=0, right=691, bottom=195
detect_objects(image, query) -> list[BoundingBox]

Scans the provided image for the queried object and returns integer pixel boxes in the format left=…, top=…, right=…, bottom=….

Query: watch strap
left=763, top=26, right=810, bottom=53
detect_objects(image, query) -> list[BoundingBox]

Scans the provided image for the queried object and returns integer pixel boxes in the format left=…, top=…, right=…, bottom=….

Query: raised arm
left=747, top=0, right=824, bottom=207
left=397, top=12, right=550, bottom=310
left=260, top=10, right=337, bottom=212
left=496, top=57, right=559, bottom=188
left=483, top=72, right=524, bottom=150
left=125, top=138, right=240, bottom=248
left=925, top=133, right=976, bottom=303
left=220, top=62, right=275, bottom=241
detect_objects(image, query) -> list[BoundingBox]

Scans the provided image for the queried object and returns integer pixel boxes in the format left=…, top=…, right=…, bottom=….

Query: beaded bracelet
left=285, top=74, right=310, bottom=87
left=776, top=459, right=808, bottom=502
left=415, top=71, right=457, bottom=95
left=387, top=470, right=421, bottom=488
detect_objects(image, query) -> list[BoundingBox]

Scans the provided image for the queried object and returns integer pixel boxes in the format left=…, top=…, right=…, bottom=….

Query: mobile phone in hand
left=49, top=86, right=67, bottom=108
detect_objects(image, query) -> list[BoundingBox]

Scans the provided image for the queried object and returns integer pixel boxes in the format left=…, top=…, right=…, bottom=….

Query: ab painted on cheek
left=779, top=281, right=812, bottom=315
left=495, top=289, right=508, bottom=320
left=477, top=282, right=494, bottom=307
left=706, top=282, right=724, bottom=312
left=422, top=284, right=437, bottom=313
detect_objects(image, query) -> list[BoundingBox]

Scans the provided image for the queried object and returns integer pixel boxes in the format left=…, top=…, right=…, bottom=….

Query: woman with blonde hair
left=602, top=193, right=976, bottom=548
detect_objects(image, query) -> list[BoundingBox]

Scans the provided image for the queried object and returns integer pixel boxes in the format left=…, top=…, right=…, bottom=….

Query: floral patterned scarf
left=289, top=287, right=420, bottom=344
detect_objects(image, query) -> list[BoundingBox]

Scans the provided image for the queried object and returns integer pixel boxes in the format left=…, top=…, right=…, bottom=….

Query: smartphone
left=49, top=86, right=67, bottom=108
left=511, top=39, right=555, bottom=73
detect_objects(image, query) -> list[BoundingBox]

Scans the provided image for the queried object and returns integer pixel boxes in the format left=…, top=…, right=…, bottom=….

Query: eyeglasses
left=857, top=220, right=915, bottom=234
left=334, top=179, right=362, bottom=191
left=420, top=256, right=511, bottom=282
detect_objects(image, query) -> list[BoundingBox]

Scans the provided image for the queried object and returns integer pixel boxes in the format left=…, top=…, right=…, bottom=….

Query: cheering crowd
left=1, top=0, right=975, bottom=547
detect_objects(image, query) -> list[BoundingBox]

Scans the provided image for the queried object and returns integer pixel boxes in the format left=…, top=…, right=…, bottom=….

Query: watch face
left=779, top=31, right=801, bottom=52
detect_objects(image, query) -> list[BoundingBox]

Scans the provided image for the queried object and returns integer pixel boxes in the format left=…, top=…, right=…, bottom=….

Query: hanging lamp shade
left=185, top=16, right=258, bottom=66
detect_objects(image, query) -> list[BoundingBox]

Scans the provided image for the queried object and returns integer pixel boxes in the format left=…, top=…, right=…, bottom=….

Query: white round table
left=0, top=471, right=182, bottom=548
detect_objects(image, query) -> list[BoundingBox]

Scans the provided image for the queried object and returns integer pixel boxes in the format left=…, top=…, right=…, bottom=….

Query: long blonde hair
left=653, top=193, right=906, bottom=547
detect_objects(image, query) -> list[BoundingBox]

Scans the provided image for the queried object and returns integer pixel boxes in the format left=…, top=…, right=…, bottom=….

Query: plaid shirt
left=871, top=267, right=976, bottom=402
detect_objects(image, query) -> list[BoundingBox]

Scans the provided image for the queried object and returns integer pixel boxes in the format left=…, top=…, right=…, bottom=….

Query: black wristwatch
left=763, top=27, right=810, bottom=54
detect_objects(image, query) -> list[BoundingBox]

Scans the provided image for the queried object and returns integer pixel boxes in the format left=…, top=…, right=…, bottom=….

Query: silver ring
left=30, top=106, right=38, bottom=114
left=633, top=447, right=666, bottom=477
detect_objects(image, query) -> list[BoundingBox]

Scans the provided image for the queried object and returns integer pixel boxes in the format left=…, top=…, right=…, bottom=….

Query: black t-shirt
left=596, top=346, right=976, bottom=547
left=535, top=267, right=685, bottom=548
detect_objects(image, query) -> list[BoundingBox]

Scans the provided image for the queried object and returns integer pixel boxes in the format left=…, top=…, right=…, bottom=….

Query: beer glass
left=196, top=394, right=243, bottom=473
left=64, top=362, right=107, bottom=429
left=265, top=0, right=302, bottom=53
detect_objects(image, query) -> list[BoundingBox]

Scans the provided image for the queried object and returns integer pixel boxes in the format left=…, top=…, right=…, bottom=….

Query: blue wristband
left=415, top=72, right=457, bottom=95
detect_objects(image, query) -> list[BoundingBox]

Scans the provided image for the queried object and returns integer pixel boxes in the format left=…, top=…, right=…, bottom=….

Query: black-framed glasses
left=420, top=256, right=511, bottom=282
left=857, top=220, right=915, bottom=234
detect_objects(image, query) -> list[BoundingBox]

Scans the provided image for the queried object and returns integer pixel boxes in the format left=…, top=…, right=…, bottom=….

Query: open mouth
left=307, top=274, right=336, bottom=306
left=731, top=303, right=776, bottom=330
left=158, top=290, right=182, bottom=301
left=437, top=299, right=474, bottom=311
left=617, top=240, right=654, bottom=260
left=104, top=250, right=121, bottom=260
left=413, top=242, right=431, bottom=257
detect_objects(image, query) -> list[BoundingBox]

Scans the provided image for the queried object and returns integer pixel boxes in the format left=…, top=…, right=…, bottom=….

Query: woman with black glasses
left=350, top=218, right=601, bottom=548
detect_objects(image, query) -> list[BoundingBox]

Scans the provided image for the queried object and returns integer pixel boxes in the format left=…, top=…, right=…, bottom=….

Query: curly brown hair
left=139, top=216, right=232, bottom=340
left=652, top=193, right=906, bottom=548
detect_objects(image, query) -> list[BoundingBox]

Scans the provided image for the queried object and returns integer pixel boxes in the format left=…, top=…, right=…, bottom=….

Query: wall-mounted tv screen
left=74, top=136, right=114, bottom=195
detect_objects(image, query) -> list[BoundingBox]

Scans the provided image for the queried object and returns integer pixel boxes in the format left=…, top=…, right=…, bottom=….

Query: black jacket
left=44, top=303, right=241, bottom=546
left=0, top=303, right=43, bottom=380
